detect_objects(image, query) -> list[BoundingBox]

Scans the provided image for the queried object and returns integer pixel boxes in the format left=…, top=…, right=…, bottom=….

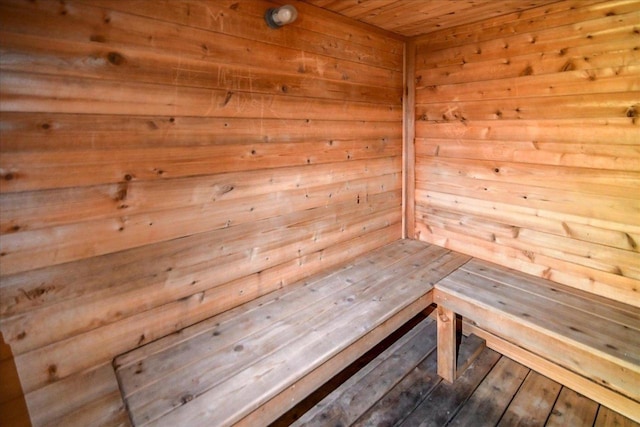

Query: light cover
left=265, top=5, right=298, bottom=29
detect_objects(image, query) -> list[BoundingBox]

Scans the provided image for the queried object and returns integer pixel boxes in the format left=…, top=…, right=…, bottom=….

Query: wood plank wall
left=413, top=0, right=640, bottom=307
left=0, top=1, right=404, bottom=425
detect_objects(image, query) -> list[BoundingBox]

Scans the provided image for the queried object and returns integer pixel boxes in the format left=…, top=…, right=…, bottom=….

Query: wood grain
left=414, top=0, right=640, bottom=307
left=0, top=1, right=403, bottom=425
left=115, top=241, right=467, bottom=426
left=435, top=258, right=640, bottom=406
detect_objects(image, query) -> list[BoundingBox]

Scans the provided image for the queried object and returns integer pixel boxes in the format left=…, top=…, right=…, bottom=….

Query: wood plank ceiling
left=302, top=0, right=562, bottom=37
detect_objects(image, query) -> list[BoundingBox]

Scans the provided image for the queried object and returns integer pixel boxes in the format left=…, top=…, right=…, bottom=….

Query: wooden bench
left=113, top=239, right=470, bottom=427
left=434, top=258, right=640, bottom=422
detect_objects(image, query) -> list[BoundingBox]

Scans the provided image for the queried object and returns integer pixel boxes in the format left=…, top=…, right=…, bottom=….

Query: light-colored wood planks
left=435, top=257, right=640, bottom=422
left=414, top=0, right=640, bottom=307
left=303, top=0, right=560, bottom=38
left=114, top=240, right=470, bottom=426
left=0, top=1, right=403, bottom=425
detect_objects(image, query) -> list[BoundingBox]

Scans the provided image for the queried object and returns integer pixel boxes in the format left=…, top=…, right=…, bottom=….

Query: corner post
left=402, top=39, right=416, bottom=239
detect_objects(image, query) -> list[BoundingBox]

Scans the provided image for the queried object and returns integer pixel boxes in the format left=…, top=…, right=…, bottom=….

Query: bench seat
left=434, top=258, right=640, bottom=422
left=113, top=239, right=470, bottom=427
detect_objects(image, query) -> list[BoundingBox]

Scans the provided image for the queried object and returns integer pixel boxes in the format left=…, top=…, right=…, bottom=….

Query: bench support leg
left=437, top=305, right=457, bottom=383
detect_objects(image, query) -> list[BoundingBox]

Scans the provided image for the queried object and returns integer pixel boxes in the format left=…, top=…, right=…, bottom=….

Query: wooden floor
left=273, top=313, right=640, bottom=427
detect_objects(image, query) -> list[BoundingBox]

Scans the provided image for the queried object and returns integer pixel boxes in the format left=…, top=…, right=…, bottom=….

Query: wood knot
left=106, top=51, right=125, bottom=65
left=115, top=182, right=128, bottom=201
left=20, top=286, right=54, bottom=300
left=437, top=309, right=451, bottom=322
left=560, top=61, right=575, bottom=72
left=520, top=65, right=533, bottom=76
left=48, top=364, right=58, bottom=381
left=221, top=91, right=233, bottom=107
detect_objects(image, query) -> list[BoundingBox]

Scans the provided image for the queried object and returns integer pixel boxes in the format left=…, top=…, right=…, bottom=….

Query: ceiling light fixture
left=264, top=5, right=298, bottom=29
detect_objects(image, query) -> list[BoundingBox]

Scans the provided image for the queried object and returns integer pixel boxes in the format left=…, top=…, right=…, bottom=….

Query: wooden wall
left=0, top=1, right=404, bottom=425
left=413, top=0, right=640, bottom=307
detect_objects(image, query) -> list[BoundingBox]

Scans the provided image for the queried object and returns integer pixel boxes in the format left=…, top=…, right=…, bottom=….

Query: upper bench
left=434, top=258, right=640, bottom=422
left=113, top=239, right=470, bottom=427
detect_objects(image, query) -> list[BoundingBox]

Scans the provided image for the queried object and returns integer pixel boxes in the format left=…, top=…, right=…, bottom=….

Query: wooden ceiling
left=302, top=0, right=561, bottom=37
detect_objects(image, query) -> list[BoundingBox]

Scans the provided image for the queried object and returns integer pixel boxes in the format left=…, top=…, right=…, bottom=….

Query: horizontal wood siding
left=0, top=1, right=404, bottom=425
left=413, top=1, right=640, bottom=306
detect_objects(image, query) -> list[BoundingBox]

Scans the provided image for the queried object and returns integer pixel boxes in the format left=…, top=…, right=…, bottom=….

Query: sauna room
left=0, top=0, right=638, bottom=426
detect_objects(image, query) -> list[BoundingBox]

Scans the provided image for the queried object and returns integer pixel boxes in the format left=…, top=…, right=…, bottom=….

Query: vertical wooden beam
left=402, top=39, right=416, bottom=239
left=437, top=305, right=457, bottom=382
left=0, top=333, right=31, bottom=427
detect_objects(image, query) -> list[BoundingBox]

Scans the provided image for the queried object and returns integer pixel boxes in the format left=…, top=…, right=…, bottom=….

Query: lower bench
left=113, top=239, right=470, bottom=427
left=434, top=258, right=640, bottom=422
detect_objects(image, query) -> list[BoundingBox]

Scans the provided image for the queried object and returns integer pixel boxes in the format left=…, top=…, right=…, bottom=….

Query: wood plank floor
left=273, top=312, right=640, bottom=427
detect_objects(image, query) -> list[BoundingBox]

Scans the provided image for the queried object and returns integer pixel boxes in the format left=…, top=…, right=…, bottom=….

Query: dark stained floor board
left=497, top=371, right=562, bottom=427
left=285, top=315, right=640, bottom=427
left=351, top=343, right=440, bottom=427
left=447, top=357, right=529, bottom=427
left=596, top=406, right=640, bottom=427
left=291, top=316, right=438, bottom=427
left=399, top=346, right=501, bottom=427
left=546, top=387, right=599, bottom=427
